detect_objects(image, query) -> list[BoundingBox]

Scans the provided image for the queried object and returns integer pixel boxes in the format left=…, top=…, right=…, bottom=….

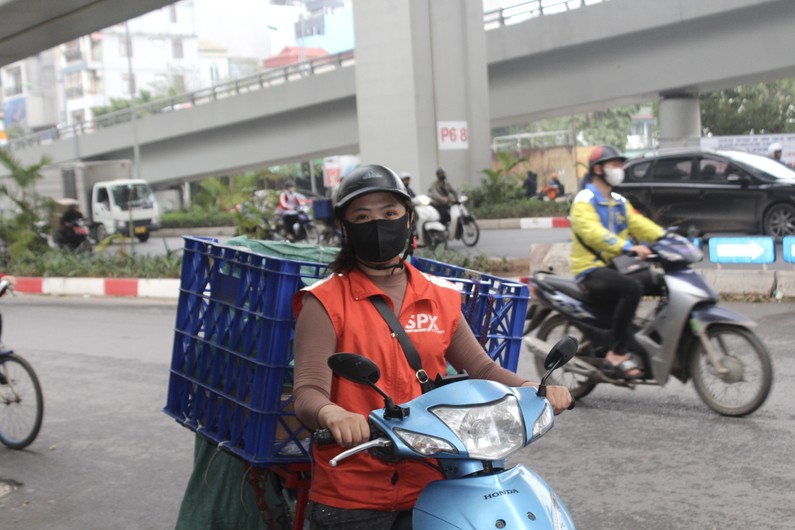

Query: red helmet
left=588, top=145, right=627, bottom=173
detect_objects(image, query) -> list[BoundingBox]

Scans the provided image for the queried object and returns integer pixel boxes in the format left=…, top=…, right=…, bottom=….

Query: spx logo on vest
left=405, top=313, right=444, bottom=334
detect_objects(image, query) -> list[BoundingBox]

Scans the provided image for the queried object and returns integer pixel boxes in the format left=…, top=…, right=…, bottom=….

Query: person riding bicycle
left=570, top=145, right=665, bottom=380
left=276, top=180, right=308, bottom=241
left=0, top=274, right=16, bottom=349
left=291, top=164, right=572, bottom=529
left=427, top=167, right=458, bottom=225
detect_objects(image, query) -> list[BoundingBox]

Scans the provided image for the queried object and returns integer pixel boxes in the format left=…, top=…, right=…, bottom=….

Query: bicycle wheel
left=0, top=354, right=44, bottom=449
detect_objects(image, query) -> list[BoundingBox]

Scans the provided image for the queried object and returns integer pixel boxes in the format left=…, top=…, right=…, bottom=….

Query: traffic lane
left=0, top=296, right=191, bottom=530
left=513, top=301, right=795, bottom=530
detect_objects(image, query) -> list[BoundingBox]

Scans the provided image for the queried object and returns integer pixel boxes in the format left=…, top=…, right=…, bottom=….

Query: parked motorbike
left=54, top=218, right=93, bottom=251
left=315, top=337, right=578, bottom=529
left=265, top=204, right=320, bottom=244
left=521, top=233, right=773, bottom=417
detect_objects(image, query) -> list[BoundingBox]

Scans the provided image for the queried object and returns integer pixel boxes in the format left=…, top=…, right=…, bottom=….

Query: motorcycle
left=449, top=194, right=480, bottom=247
left=315, top=337, right=578, bottom=529
left=265, top=204, right=320, bottom=244
left=412, top=194, right=481, bottom=250
left=521, top=233, right=773, bottom=417
left=54, top=218, right=93, bottom=251
left=411, top=194, right=447, bottom=249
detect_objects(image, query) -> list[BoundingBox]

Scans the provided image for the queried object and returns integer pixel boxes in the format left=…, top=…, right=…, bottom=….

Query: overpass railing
left=483, top=0, right=608, bottom=29
left=7, top=49, right=355, bottom=151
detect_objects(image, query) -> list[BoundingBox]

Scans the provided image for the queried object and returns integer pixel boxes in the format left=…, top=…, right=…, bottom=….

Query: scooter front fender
left=690, top=304, right=756, bottom=329
left=413, top=465, right=575, bottom=529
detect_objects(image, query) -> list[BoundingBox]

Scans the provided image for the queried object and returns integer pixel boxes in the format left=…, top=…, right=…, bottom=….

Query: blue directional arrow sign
left=708, top=237, right=775, bottom=264
left=784, top=236, right=795, bottom=263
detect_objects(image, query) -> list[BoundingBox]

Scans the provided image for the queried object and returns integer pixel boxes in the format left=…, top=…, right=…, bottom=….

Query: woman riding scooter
left=292, top=164, right=572, bottom=529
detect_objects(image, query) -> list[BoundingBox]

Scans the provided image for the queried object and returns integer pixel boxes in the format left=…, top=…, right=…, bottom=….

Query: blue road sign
left=784, top=236, right=795, bottom=263
left=708, top=237, right=775, bottom=264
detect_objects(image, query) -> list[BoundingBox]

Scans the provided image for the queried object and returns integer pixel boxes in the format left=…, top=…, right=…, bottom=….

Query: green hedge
left=5, top=248, right=183, bottom=278
left=160, top=210, right=236, bottom=228
left=470, top=198, right=570, bottom=219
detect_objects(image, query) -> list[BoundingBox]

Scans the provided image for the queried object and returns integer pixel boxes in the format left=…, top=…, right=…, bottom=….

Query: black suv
left=617, top=148, right=795, bottom=238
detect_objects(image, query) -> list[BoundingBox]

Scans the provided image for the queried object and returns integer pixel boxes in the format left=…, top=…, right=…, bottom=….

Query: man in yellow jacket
left=570, top=145, right=665, bottom=380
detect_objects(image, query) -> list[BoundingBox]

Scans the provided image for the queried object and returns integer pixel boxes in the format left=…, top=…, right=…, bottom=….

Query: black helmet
left=588, top=145, right=627, bottom=173
left=334, top=165, right=411, bottom=216
left=436, top=167, right=446, bottom=178
left=285, top=179, right=295, bottom=188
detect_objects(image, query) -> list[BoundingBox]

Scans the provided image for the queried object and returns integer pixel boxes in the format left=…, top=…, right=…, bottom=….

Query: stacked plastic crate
left=164, top=237, right=530, bottom=465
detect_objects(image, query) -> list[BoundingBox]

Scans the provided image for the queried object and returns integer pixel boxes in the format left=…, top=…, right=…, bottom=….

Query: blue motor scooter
left=317, top=337, right=578, bottom=529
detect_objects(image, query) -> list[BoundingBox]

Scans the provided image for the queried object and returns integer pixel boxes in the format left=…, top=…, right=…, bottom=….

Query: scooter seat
left=535, top=273, right=589, bottom=302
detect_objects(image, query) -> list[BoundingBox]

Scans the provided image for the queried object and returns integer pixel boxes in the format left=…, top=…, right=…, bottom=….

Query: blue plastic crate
left=312, top=198, right=334, bottom=220
left=411, top=257, right=530, bottom=373
left=165, top=238, right=530, bottom=465
left=164, top=237, right=329, bottom=465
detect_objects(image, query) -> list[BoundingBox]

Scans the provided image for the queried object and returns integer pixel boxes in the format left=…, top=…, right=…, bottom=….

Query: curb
left=14, top=277, right=180, bottom=299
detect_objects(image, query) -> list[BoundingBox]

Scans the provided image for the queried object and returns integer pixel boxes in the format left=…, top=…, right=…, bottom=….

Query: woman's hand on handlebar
left=317, top=404, right=370, bottom=447
left=546, top=385, right=574, bottom=415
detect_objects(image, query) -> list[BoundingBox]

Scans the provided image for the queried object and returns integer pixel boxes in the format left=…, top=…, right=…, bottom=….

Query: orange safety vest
left=293, top=262, right=462, bottom=511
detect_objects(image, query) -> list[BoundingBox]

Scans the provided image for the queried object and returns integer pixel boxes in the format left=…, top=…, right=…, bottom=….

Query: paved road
left=0, top=296, right=792, bottom=529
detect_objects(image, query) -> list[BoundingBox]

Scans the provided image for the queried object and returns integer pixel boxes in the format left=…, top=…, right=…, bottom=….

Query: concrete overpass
left=0, top=0, right=176, bottom=67
left=6, top=0, right=795, bottom=191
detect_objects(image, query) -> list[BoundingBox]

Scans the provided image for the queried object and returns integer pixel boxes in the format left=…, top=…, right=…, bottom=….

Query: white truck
left=39, top=160, right=160, bottom=242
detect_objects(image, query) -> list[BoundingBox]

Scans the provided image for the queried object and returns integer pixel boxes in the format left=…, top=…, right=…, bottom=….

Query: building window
left=210, top=63, right=220, bottom=83
left=64, top=39, right=82, bottom=62
left=169, top=5, right=178, bottom=23
left=122, top=73, right=136, bottom=95
left=65, top=72, right=84, bottom=99
left=91, top=37, right=102, bottom=62
left=87, top=70, right=102, bottom=94
left=4, top=66, right=23, bottom=96
left=119, top=35, right=132, bottom=58
left=172, top=38, right=184, bottom=59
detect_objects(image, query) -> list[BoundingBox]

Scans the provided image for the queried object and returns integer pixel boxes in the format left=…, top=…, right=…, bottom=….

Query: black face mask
left=342, top=213, right=409, bottom=263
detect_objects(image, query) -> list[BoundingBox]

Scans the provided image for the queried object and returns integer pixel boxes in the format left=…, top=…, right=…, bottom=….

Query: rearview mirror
left=544, top=336, right=578, bottom=371
left=328, top=353, right=381, bottom=386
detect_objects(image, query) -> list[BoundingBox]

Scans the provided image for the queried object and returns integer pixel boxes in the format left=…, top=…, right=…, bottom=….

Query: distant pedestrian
left=767, top=142, right=783, bottom=162
left=523, top=171, right=538, bottom=198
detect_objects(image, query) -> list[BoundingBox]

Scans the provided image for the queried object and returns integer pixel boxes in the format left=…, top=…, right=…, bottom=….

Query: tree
left=475, top=150, right=526, bottom=206
left=700, top=79, right=795, bottom=135
left=0, top=150, right=52, bottom=262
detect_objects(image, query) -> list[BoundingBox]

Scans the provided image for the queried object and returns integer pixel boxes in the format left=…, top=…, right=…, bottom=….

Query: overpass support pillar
left=658, top=94, right=702, bottom=148
left=352, top=0, right=491, bottom=192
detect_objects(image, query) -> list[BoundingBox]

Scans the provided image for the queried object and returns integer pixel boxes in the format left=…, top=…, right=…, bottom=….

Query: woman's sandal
left=602, top=357, right=644, bottom=380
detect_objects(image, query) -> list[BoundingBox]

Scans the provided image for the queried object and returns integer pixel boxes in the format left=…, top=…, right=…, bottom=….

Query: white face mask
left=603, top=167, right=625, bottom=187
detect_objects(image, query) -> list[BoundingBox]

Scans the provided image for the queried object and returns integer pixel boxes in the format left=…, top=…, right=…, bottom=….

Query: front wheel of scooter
left=535, top=314, right=598, bottom=399
left=688, top=325, right=773, bottom=417
left=460, top=219, right=480, bottom=247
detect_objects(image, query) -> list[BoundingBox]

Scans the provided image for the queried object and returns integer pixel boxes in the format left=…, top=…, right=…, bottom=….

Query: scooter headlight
left=431, top=395, right=525, bottom=459
left=393, top=429, right=458, bottom=456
